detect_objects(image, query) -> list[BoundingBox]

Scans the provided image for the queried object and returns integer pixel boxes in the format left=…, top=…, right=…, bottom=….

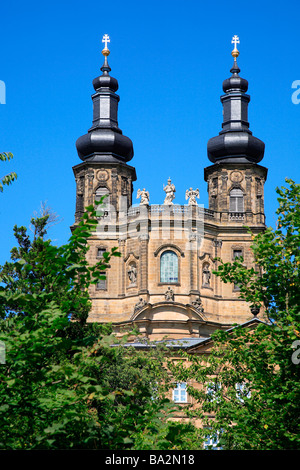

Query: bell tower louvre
left=72, top=35, right=268, bottom=341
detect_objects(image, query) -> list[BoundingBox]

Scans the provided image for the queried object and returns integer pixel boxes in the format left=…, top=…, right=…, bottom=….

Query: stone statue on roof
left=163, top=178, right=176, bottom=205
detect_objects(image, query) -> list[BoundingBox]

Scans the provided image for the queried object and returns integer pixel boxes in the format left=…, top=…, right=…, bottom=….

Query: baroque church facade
left=72, top=35, right=268, bottom=342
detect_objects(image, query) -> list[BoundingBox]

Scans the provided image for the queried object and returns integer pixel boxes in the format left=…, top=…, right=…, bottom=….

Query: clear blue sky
left=0, top=0, right=299, bottom=264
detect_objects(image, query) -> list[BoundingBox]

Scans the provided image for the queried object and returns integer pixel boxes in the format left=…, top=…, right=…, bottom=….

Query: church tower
left=205, top=36, right=267, bottom=226
left=73, top=34, right=136, bottom=224
left=72, top=36, right=268, bottom=340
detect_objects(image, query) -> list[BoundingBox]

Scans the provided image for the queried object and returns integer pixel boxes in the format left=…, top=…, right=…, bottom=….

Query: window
left=230, top=188, right=244, bottom=212
left=97, top=247, right=106, bottom=259
left=160, top=250, right=178, bottom=283
left=233, top=249, right=243, bottom=290
left=204, top=430, right=223, bottom=450
left=233, top=249, right=243, bottom=260
left=96, top=272, right=107, bottom=290
left=235, top=383, right=251, bottom=403
left=95, top=187, right=110, bottom=217
left=206, top=382, right=221, bottom=402
left=173, top=383, right=187, bottom=403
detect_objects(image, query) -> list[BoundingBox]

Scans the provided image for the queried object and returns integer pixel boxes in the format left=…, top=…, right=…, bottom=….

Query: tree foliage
left=0, top=152, right=17, bottom=192
left=0, top=200, right=193, bottom=449
left=170, top=179, right=300, bottom=450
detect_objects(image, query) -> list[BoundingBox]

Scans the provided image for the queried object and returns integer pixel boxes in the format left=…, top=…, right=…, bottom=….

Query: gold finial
left=231, top=35, right=240, bottom=61
left=102, top=34, right=110, bottom=57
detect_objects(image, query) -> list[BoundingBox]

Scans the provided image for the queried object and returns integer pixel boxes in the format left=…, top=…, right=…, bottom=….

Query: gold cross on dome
left=231, top=35, right=240, bottom=60
left=102, top=34, right=110, bottom=57
left=231, top=35, right=240, bottom=48
left=102, top=34, right=110, bottom=49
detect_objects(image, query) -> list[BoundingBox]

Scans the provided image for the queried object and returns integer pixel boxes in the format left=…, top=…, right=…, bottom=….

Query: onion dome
left=76, top=35, right=134, bottom=163
left=222, top=61, right=248, bottom=93
left=207, top=36, right=265, bottom=164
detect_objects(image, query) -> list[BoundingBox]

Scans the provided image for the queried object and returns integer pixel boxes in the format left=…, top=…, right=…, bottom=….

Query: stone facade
left=72, top=162, right=267, bottom=340
left=72, top=44, right=268, bottom=341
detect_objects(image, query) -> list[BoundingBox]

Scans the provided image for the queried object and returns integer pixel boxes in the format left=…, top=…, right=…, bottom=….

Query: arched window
left=95, top=187, right=110, bottom=216
left=160, top=250, right=178, bottom=283
left=230, top=188, right=244, bottom=212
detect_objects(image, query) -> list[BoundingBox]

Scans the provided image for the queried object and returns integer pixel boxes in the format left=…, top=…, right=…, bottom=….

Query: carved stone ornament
left=137, top=188, right=150, bottom=205
left=134, top=297, right=147, bottom=313
left=230, top=171, right=243, bottom=183
left=127, top=264, right=137, bottom=285
left=192, top=296, right=204, bottom=313
left=185, top=187, right=199, bottom=205
left=76, top=176, right=84, bottom=195
left=96, top=169, right=109, bottom=181
left=202, top=264, right=211, bottom=287
left=250, top=305, right=260, bottom=316
left=164, top=286, right=174, bottom=301
left=163, top=178, right=176, bottom=205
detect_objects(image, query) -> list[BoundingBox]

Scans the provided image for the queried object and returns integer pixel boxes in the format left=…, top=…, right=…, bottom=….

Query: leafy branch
left=0, top=152, right=17, bottom=192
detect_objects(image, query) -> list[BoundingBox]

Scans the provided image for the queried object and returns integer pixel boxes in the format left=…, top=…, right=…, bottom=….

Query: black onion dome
left=207, top=59, right=265, bottom=165
left=222, top=62, right=248, bottom=93
left=76, top=129, right=134, bottom=162
left=76, top=53, right=133, bottom=163
left=92, top=59, right=119, bottom=92
left=92, top=74, right=119, bottom=92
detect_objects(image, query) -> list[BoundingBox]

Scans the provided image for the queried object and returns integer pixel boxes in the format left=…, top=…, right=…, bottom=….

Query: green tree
left=170, top=179, right=300, bottom=450
left=0, top=152, right=17, bottom=192
left=0, top=200, right=186, bottom=449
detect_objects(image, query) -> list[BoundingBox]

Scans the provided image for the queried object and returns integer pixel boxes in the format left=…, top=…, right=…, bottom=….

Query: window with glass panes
left=229, top=188, right=244, bottom=212
left=233, top=249, right=243, bottom=260
left=95, top=187, right=110, bottom=217
left=204, top=430, right=222, bottom=450
left=97, top=247, right=106, bottom=259
left=233, top=249, right=243, bottom=289
left=96, top=272, right=107, bottom=290
left=160, top=250, right=178, bottom=283
left=95, top=248, right=107, bottom=290
left=173, top=383, right=187, bottom=403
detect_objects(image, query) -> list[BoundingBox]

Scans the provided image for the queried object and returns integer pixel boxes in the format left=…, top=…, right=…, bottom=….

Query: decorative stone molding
left=229, top=212, right=245, bottom=221
left=213, top=239, right=223, bottom=249
left=230, top=170, right=243, bottom=183
left=96, top=169, right=109, bottom=182
left=192, top=296, right=204, bottom=313
left=134, top=297, right=147, bottom=313
left=154, top=244, right=184, bottom=258
left=124, top=252, right=139, bottom=262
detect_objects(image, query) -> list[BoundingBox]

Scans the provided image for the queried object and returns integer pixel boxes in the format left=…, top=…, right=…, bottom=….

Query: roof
left=118, top=337, right=208, bottom=350
left=112, top=317, right=268, bottom=351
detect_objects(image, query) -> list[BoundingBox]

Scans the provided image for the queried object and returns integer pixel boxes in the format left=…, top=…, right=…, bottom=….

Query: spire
left=231, top=34, right=240, bottom=61
left=100, top=34, right=112, bottom=74
left=76, top=35, right=134, bottom=163
left=207, top=36, right=265, bottom=164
